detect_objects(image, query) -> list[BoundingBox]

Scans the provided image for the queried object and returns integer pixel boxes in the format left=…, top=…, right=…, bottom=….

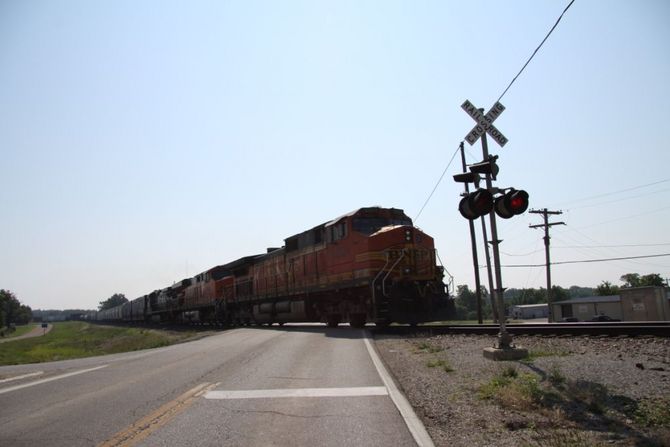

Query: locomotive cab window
left=352, top=216, right=412, bottom=235
left=329, top=221, right=347, bottom=242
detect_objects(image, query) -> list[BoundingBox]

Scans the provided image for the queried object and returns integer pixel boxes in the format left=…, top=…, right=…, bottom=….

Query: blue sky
left=1, top=1, right=669, bottom=310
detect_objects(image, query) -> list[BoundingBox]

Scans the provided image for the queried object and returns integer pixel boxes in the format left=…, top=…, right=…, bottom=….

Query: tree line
left=1, top=291, right=129, bottom=327
left=0, top=289, right=33, bottom=330
left=32, top=293, right=128, bottom=322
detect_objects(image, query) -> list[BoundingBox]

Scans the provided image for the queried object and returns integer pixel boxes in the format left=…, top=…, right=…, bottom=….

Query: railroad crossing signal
left=495, top=189, right=529, bottom=218
left=458, top=189, right=494, bottom=220
left=454, top=155, right=529, bottom=220
left=458, top=188, right=529, bottom=220
left=461, top=100, right=508, bottom=147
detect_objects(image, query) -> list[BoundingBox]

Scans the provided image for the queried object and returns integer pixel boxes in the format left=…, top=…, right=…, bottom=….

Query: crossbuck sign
left=462, top=100, right=508, bottom=147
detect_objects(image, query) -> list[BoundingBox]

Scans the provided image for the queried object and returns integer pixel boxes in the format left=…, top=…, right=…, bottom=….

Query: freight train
left=92, top=207, right=454, bottom=327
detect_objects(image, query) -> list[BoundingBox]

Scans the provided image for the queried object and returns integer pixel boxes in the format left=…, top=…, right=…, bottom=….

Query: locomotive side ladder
left=370, top=249, right=406, bottom=322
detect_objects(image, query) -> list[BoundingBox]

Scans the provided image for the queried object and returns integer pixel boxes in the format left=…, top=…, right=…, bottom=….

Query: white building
left=510, top=303, right=549, bottom=320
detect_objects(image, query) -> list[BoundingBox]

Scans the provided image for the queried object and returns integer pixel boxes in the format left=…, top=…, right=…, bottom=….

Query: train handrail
left=382, top=249, right=406, bottom=297
left=435, top=249, right=454, bottom=295
left=371, top=252, right=392, bottom=319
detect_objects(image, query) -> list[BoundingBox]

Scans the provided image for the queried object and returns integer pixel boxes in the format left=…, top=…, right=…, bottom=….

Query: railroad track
left=372, top=322, right=670, bottom=337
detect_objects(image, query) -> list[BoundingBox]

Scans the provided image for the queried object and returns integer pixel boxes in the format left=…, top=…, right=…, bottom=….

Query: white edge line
left=0, top=371, right=44, bottom=384
left=0, top=364, right=108, bottom=395
left=204, top=386, right=388, bottom=400
left=363, top=330, right=435, bottom=447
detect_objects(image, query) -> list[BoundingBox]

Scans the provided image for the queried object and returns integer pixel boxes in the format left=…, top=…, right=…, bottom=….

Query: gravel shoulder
left=374, top=333, right=670, bottom=447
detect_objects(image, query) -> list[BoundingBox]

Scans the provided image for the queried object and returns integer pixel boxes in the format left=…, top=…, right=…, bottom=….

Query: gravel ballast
left=374, top=333, right=670, bottom=446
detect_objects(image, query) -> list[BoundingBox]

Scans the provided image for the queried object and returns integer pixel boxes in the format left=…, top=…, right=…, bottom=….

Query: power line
left=497, top=0, right=576, bottom=102
left=500, top=248, right=545, bottom=257
left=569, top=205, right=670, bottom=230
left=502, top=253, right=670, bottom=268
left=563, top=187, right=670, bottom=211
left=552, top=178, right=670, bottom=209
left=554, top=243, right=670, bottom=249
left=414, top=144, right=461, bottom=222
left=502, top=243, right=670, bottom=256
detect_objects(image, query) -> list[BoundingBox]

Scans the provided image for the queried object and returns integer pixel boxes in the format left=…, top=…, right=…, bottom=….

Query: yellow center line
left=99, top=382, right=218, bottom=447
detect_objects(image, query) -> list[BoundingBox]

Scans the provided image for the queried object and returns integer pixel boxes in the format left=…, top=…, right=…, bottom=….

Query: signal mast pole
left=479, top=131, right=512, bottom=348
left=529, top=209, right=565, bottom=322
left=459, top=142, right=484, bottom=324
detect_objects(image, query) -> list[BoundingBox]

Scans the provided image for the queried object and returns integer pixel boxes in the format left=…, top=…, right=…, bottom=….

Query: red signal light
left=510, top=196, right=524, bottom=209
left=495, top=189, right=529, bottom=218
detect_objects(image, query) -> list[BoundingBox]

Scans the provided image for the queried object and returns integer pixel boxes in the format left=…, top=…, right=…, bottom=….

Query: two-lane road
left=0, top=326, right=424, bottom=447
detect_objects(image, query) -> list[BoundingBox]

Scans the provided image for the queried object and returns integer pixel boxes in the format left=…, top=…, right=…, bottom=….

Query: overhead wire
left=500, top=248, right=545, bottom=257
left=414, top=143, right=462, bottom=222
left=497, top=0, right=576, bottom=103
left=554, top=227, right=634, bottom=263
left=562, top=188, right=670, bottom=211
left=551, top=178, right=670, bottom=209
left=414, top=1, right=576, bottom=223
left=502, top=253, right=670, bottom=268
left=568, top=205, right=670, bottom=231
left=550, top=209, right=670, bottom=269
left=553, top=243, right=670, bottom=249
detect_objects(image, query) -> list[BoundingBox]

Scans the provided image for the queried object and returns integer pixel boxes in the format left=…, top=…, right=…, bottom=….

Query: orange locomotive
left=95, top=207, right=454, bottom=326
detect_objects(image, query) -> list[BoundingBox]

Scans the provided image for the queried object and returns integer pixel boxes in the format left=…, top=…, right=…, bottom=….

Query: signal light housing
left=494, top=189, right=529, bottom=218
left=452, top=172, right=479, bottom=183
left=458, top=189, right=494, bottom=220
left=469, top=155, right=500, bottom=180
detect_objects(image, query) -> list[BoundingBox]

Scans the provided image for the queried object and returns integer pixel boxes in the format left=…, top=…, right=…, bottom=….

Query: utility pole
left=529, top=209, right=565, bottom=322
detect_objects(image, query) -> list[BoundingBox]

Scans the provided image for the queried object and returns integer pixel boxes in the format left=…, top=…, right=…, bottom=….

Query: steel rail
left=372, top=322, right=670, bottom=337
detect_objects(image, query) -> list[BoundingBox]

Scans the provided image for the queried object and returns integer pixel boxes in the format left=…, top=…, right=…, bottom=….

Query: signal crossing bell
left=495, top=189, right=529, bottom=218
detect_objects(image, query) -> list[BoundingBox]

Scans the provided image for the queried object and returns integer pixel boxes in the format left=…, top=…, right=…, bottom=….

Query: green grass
left=0, top=322, right=205, bottom=365
left=521, top=349, right=570, bottom=364
left=426, top=358, right=454, bottom=372
left=477, top=365, right=670, bottom=446
left=634, top=398, right=670, bottom=427
left=479, top=366, right=553, bottom=411
left=415, top=341, right=443, bottom=353
left=0, top=324, right=37, bottom=338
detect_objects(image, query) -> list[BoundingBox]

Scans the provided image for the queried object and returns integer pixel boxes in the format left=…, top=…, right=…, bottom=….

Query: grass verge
left=0, top=322, right=208, bottom=365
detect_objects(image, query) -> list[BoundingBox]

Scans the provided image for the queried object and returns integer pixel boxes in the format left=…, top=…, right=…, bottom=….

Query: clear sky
left=1, top=0, right=669, bottom=310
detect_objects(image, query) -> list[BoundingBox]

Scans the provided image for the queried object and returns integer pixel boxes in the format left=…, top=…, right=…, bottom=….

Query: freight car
left=93, top=207, right=454, bottom=327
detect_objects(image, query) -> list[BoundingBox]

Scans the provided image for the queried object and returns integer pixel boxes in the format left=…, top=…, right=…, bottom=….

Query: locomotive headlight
left=405, top=229, right=412, bottom=241
left=404, top=267, right=411, bottom=275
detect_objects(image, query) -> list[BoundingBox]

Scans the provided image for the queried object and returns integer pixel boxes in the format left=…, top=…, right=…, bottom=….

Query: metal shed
left=552, top=295, right=621, bottom=322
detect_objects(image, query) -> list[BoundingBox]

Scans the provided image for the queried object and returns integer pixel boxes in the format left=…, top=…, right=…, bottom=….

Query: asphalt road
left=0, top=326, right=419, bottom=447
